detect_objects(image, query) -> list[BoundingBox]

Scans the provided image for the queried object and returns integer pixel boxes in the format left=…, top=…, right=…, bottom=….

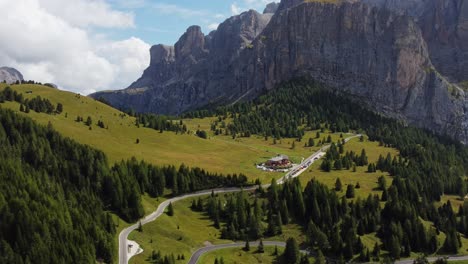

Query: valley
left=1, top=0, right=468, bottom=264
left=3, top=82, right=468, bottom=264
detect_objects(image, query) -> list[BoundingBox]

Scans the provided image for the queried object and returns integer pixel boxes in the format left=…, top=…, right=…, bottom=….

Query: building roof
left=269, top=155, right=289, bottom=162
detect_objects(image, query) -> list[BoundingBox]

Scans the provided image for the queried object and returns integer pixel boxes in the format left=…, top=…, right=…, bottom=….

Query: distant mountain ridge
left=0, top=67, right=24, bottom=84
left=91, top=0, right=468, bottom=144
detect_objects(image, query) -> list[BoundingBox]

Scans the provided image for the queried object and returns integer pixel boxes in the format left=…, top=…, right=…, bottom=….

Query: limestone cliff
left=362, top=0, right=468, bottom=83
left=91, top=0, right=468, bottom=144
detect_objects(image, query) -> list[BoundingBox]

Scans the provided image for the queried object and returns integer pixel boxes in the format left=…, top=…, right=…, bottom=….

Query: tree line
left=184, top=79, right=468, bottom=260
left=0, top=106, right=249, bottom=263
left=0, top=86, right=63, bottom=114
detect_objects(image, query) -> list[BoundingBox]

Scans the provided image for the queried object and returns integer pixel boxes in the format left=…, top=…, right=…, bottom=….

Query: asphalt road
left=187, top=241, right=308, bottom=264
left=118, top=187, right=259, bottom=264
left=395, top=255, right=468, bottom=264
left=119, top=134, right=362, bottom=264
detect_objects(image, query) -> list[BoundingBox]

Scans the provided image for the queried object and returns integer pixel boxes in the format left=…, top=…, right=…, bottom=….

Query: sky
left=0, top=0, right=277, bottom=95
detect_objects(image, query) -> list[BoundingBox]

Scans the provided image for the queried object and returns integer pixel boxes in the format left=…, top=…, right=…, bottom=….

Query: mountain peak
left=150, top=44, right=175, bottom=65
left=92, top=0, right=468, bottom=145
left=263, top=2, right=280, bottom=14
left=174, top=25, right=207, bottom=61
left=278, top=0, right=304, bottom=10
left=0, top=67, right=24, bottom=84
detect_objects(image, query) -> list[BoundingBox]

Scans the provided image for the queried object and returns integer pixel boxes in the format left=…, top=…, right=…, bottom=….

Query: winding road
left=119, top=135, right=362, bottom=264
left=187, top=241, right=308, bottom=264
left=395, top=256, right=468, bottom=264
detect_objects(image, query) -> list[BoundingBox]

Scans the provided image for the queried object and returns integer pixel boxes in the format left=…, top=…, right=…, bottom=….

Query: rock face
left=264, top=2, right=280, bottom=14
left=92, top=0, right=468, bottom=144
left=362, top=0, right=468, bottom=83
left=0, top=67, right=24, bottom=84
left=95, top=9, right=274, bottom=114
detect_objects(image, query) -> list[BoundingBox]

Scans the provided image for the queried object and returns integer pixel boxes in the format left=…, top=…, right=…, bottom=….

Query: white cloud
left=111, top=0, right=147, bottom=9
left=231, top=3, right=242, bottom=15
left=152, top=3, right=207, bottom=18
left=231, top=0, right=279, bottom=15
left=207, top=23, right=220, bottom=30
left=96, top=37, right=150, bottom=91
left=0, top=0, right=150, bottom=94
left=39, top=0, right=135, bottom=28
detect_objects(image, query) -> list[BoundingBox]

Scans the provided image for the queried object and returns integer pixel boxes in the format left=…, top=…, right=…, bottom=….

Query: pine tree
left=372, top=242, right=380, bottom=261
left=138, top=221, right=143, bottom=232
left=197, top=197, right=203, bottom=211
left=389, top=235, right=401, bottom=259
left=284, top=237, right=300, bottom=264
left=378, top=176, right=387, bottom=190
left=315, top=249, right=326, bottom=264
left=244, top=239, right=250, bottom=251
left=56, top=103, right=63, bottom=113
left=85, top=116, right=92, bottom=126
left=413, top=254, right=429, bottom=264
left=300, top=255, right=310, bottom=264
left=167, top=202, right=174, bottom=216
left=334, top=159, right=343, bottom=170
left=360, top=149, right=368, bottom=165
left=346, top=185, right=355, bottom=198
left=381, top=189, right=388, bottom=201
left=258, top=238, right=264, bottom=253
left=335, top=178, right=343, bottom=191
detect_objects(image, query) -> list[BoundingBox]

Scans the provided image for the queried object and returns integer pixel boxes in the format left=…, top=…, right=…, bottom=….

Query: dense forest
left=134, top=112, right=187, bottom=134
left=0, top=106, right=248, bottom=263
left=2, top=79, right=468, bottom=262
left=186, top=80, right=468, bottom=260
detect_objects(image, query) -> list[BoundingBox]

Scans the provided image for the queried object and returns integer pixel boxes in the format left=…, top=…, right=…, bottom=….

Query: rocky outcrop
left=0, top=67, right=23, bottom=84
left=92, top=0, right=468, bottom=144
left=95, top=9, right=275, bottom=114
left=264, top=2, right=280, bottom=14
left=362, top=0, right=468, bottom=83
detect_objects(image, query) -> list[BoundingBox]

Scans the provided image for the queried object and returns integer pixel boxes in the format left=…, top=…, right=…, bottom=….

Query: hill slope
left=0, top=83, right=324, bottom=183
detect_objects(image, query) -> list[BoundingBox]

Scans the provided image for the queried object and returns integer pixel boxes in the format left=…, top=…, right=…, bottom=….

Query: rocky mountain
left=263, top=2, right=280, bottom=14
left=91, top=0, right=468, bottom=144
left=0, top=67, right=24, bottom=84
left=362, top=0, right=468, bottom=83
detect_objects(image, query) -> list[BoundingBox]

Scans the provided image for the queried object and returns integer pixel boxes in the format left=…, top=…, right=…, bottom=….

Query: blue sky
left=107, top=0, right=275, bottom=45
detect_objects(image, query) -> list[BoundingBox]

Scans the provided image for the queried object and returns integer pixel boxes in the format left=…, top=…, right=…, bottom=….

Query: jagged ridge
left=91, top=0, right=468, bottom=144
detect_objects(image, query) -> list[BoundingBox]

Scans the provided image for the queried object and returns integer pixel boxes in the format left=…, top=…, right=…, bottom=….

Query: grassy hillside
left=299, top=136, right=397, bottom=200
left=4, top=83, right=466, bottom=264
left=128, top=194, right=304, bottom=264
left=1, top=84, right=378, bottom=185
left=197, top=246, right=286, bottom=264
left=0, top=83, right=320, bottom=183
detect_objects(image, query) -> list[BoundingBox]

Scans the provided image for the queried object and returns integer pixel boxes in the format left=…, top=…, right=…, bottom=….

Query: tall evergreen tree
left=284, top=237, right=300, bottom=264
